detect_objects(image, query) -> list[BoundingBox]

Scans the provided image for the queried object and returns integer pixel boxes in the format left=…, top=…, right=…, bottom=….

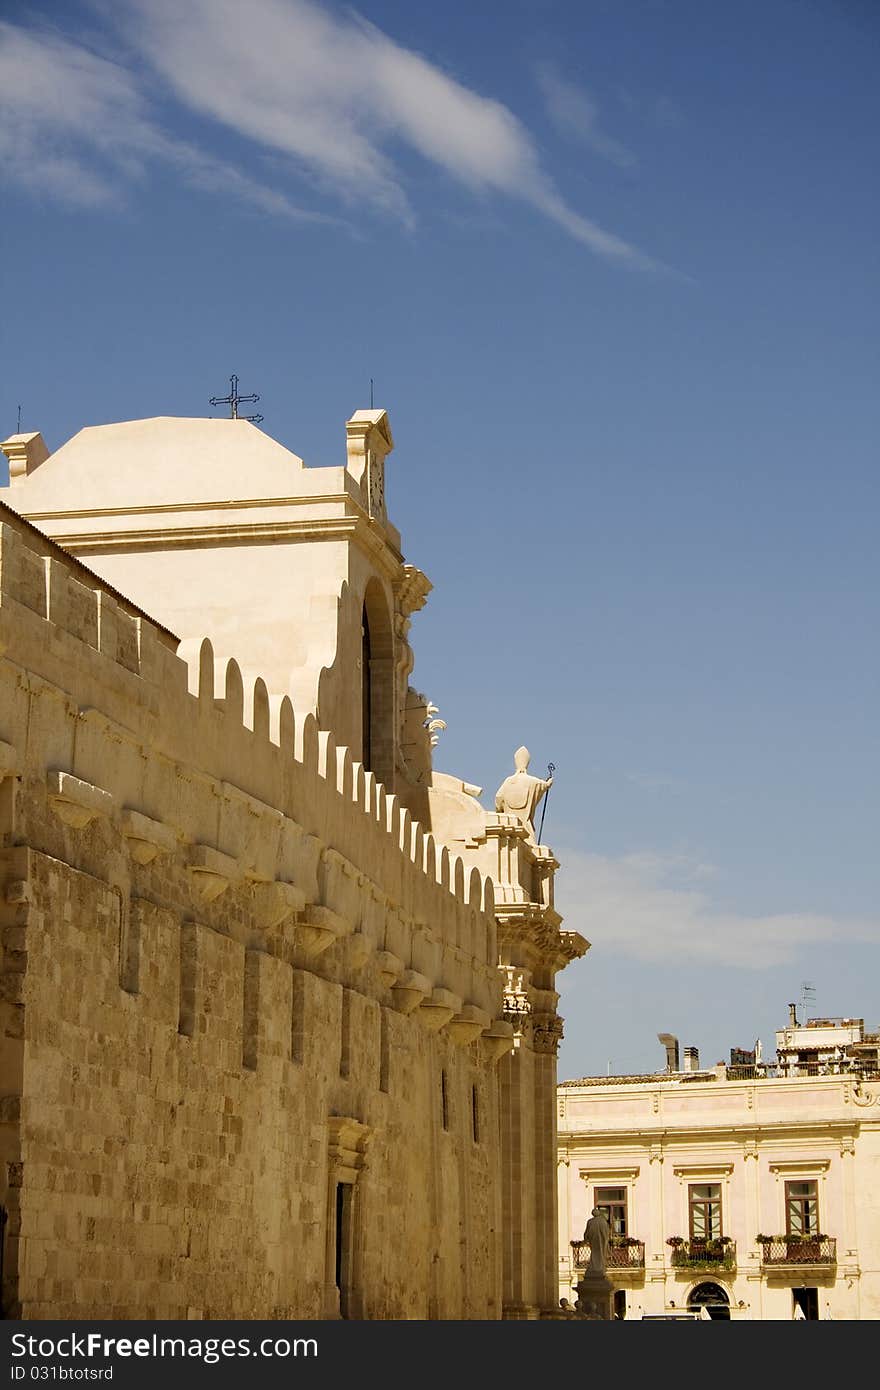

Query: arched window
left=361, top=580, right=394, bottom=788
left=687, top=1282, right=730, bottom=1320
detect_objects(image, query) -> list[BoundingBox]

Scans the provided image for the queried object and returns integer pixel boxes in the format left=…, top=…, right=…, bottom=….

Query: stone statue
left=583, top=1207, right=611, bottom=1276
left=494, top=746, right=553, bottom=842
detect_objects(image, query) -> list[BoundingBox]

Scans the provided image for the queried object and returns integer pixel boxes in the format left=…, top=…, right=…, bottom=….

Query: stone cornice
left=558, top=1121, right=860, bottom=1147
left=577, top=1166, right=640, bottom=1182
left=19, top=492, right=355, bottom=522
left=42, top=513, right=405, bottom=577
left=672, top=1162, right=735, bottom=1179
left=768, top=1157, right=832, bottom=1174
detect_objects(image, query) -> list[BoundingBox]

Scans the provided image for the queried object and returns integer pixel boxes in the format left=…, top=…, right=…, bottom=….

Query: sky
left=1, top=0, right=878, bottom=1079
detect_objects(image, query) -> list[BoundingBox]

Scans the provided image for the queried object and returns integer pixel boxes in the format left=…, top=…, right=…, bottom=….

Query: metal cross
left=209, top=374, right=263, bottom=423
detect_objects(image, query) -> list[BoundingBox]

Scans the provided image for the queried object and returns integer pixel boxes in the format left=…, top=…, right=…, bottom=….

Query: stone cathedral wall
left=0, top=513, right=511, bottom=1319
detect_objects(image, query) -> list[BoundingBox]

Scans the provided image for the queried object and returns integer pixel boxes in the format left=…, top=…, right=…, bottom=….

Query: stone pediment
left=3, top=416, right=309, bottom=515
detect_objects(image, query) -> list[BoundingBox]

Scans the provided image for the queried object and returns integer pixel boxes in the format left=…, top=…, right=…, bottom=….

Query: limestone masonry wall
left=0, top=515, right=509, bottom=1318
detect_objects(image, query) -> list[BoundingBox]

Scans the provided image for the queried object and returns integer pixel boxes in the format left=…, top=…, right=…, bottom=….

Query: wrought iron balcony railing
left=571, top=1238, right=646, bottom=1271
left=758, top=1236, right=836, bottom=1267
left=667, top=1238, right=736, bottom=1271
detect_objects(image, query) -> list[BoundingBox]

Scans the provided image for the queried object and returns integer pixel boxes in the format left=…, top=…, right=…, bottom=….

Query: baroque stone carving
left=531, top=1013, right=564, bottom=1056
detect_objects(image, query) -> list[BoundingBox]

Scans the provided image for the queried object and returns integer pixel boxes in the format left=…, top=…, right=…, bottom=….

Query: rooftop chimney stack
left=788, top=1003, right=799, bottom=1027
left=683, top=1046, right=700, bottom=1072
left=657, top=1033, right=679, bottom=1073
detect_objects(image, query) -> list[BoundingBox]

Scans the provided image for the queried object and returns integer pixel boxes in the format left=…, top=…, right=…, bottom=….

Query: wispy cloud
left=0, top=2, right=654, bottom=265
left=0, top=20, right=332, bottom=222
left=117, top=0, right=652, bottom=263
left=556, top=848, right=879, bottom=967
left=536, top=62, right=636, bottom=169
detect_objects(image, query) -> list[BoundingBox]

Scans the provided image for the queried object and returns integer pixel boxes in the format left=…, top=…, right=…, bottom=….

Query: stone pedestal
left=575, top=1272, right=614, bottom=1320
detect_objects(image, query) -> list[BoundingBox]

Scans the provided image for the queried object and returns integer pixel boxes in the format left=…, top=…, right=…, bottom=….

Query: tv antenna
left=209, top=373, right=263, bottom=424
left=800, top=981, right=816, bottom=1018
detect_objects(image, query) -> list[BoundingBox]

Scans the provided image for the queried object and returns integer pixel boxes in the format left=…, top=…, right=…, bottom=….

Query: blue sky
left=1, top=0, right=878, bottom=1077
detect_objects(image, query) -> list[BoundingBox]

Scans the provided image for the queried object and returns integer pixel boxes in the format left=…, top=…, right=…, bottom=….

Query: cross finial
left=209, top=373, right=263, bottom=424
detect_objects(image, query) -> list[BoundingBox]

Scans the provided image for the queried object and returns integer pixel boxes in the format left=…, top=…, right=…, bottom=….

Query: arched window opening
left=687, top=1282, right=730, bottom=1320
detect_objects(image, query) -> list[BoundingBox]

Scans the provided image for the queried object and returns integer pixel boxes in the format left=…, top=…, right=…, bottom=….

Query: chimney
left=657, top=1033, right=679, bottom=1072
left=788, top=1003, right=799, bottom=1027
left=0, top=431, right=50, bottom=485
left=683, top=1046, right=700, bottom=1072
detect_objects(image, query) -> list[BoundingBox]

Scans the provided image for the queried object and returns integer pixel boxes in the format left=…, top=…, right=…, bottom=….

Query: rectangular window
left=594, top=1186, right=628, bottom=1238
left=335, top=1182, right=354, bottom=1320
left=786, top=1180, right=819, bottom=1236
left=793, top=1287, right=819, bottom=1320
left=688, top=1183, right=722, bottom=1240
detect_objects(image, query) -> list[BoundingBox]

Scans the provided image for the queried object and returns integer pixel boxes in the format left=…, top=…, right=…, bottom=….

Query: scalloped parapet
left=0, top=508, right=498, bottom=1009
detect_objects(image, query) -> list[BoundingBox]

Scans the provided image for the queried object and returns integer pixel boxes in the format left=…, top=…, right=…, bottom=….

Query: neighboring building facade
left=0, top=411, right=586, bottom=1319
left=557, top=1016, right=880, bottom=1320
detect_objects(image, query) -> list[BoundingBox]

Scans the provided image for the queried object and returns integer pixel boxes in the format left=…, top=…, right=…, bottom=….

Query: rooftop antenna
left=370, top=378, right=374, bottom=409
left=800, top=981, right=816, bottom=1019
left=17, top=404, right=21, bottom=432
left=209, top=373, right=263, bottom=424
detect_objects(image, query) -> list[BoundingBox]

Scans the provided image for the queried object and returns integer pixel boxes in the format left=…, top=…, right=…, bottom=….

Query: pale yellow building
left=0, top=411, right=586, bottom=1319
left=557, top=1016, right=880, bottom=1320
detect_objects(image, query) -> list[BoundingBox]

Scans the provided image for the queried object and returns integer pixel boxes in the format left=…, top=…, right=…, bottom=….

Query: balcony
left=667, top=1237, right=736, bottom=1272
left=571, top=1237, right=645, bottom=1272
left=758, top=1236, right=836, bottom=1269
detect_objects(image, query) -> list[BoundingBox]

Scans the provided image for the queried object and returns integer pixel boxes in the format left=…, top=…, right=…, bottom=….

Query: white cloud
left=0, top=19, right=339, bottom=222
left=536, top=62, right=636, bottom=169
left=117, top=0, right=650, bottom=261
left=0, top=0, right=652, bottom=264
left=556, top=847, right=879, bottom=967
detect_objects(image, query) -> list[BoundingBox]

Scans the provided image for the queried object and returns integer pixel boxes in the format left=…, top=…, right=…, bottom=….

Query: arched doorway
left=361, top=580, right=394, bottom=789
left=687, top=1282, right=731, bottom=1320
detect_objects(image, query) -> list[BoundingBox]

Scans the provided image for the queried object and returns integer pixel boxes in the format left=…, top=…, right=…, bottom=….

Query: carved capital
left=531, top=1013, right=564, bottom=1056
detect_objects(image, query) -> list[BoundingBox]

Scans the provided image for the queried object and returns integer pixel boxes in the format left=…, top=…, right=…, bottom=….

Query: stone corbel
left=296, top=905, right=349, bottom=958
left=121, top=808, right=179, bottom=865
left=390, top=969, right=431, bottom=1015
left=417, top=987, right=461, bottom=1033
left=47, top=770, right=114, bottom=829
left=248, top=879, right=307, bottom=929
left=187, top=844, right=240, bottom=902
left=374, top=950, right=404, bottom=987
left=480, top=1019, right=515, bottom=1063
left=327, top=1115, right=372, bottom=1182
left=447, top=1003, right=491, bottom=1047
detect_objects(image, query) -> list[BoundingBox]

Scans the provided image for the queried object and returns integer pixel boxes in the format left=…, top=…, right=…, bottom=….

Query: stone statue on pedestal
left=494, top=746, right=553, bottom=843
left=584, top=1206, right=611, bottom=1275
left=575, top=1207, right=614, bottom=1320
